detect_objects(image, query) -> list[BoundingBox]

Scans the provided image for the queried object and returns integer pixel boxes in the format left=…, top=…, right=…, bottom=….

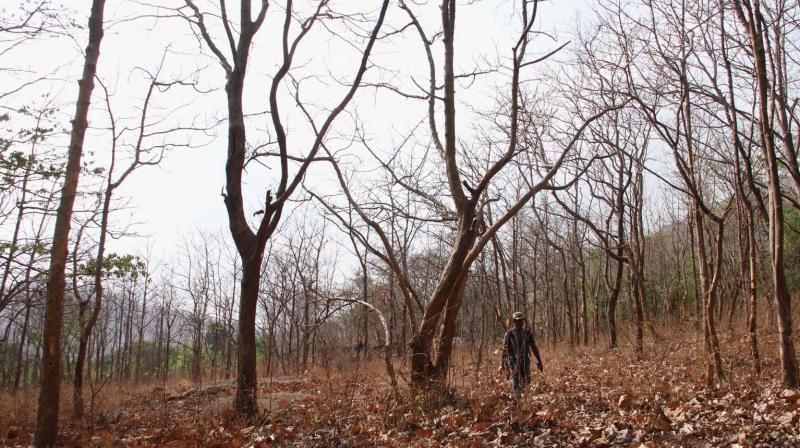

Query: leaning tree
left=312, top=0, right=623, bottom=386
left=35, top=0, right=107, bottom=446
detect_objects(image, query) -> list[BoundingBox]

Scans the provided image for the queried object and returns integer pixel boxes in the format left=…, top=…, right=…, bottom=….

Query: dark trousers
left=509, top=361, right=531, bottom=391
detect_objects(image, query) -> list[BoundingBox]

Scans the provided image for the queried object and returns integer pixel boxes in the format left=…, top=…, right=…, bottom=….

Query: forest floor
left=2, top=320, right=800, bottom=447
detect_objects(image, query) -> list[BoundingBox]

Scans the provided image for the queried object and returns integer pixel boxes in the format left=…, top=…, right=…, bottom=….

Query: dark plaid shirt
left=502, top=328, right=541, bottom=369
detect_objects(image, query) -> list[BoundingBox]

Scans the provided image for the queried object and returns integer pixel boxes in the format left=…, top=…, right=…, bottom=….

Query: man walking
left=501, top=311, right=543, bottom=398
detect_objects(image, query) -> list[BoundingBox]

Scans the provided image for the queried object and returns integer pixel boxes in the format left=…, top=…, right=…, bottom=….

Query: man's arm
left=500, top=332, right=509, bottom=371
left=529, top=331, right=543, bottom=372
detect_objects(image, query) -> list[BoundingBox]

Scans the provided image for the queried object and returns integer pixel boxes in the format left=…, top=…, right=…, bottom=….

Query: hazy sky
left=6, top=0, right=592, bottom=272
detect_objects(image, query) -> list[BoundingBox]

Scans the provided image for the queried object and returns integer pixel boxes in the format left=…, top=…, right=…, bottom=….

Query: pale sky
left=4, top=0, right=592, bottom=275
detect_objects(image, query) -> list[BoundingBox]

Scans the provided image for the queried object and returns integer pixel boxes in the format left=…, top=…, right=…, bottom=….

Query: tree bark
left=234, top=256, right=261, bottom=415
left=732, top=0, right=799, bottom=388
left=35, top=1, right=105, bottom=445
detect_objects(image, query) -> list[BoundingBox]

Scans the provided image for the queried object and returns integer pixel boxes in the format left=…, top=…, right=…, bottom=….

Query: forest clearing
left=3, top=0, right=800, bottom=446
left=3, top=319, right=800, bottom=447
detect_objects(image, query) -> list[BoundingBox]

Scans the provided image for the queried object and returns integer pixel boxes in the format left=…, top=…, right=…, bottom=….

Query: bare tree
left=313, top=0, right=622, bottom=386
left=731, top=0, right=799, bottom=387
left=180, top=0, right=390, bottom=415
left=70, top=58, right=201, bottom=419
left=35, top=0, right=106, bottom=445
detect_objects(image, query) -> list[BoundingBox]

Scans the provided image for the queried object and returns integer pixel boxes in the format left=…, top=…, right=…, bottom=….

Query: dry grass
left=1, top=313, right=799, bottom=446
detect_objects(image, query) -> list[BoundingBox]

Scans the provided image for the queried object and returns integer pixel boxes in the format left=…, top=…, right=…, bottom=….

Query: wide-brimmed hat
left=512, top=311, right=525, bottom=321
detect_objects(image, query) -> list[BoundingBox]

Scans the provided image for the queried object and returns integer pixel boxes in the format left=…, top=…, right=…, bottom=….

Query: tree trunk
left=606, top=233, right=624, bottom=349
left=578, top=237, right=589, bottom=346
left=734, top=0, right=799, bottom=388
left=13, top=297, right=32, bottom=391
left=73, top=191, right=116, bottom=418
left=234, top=257, right=260, bottom=415
left=629, top=267, right=645, bottom=355
left=746, top=215, right=761, bottom=374
left=192, top=328, right=203, bottom=384
left=689, top=214, right=701, bottom=327
left=35, top=1, right=105, bottom=445
left=135, top=281, right=148, bottom=382
left=409, top=217, right=478, bottom=384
